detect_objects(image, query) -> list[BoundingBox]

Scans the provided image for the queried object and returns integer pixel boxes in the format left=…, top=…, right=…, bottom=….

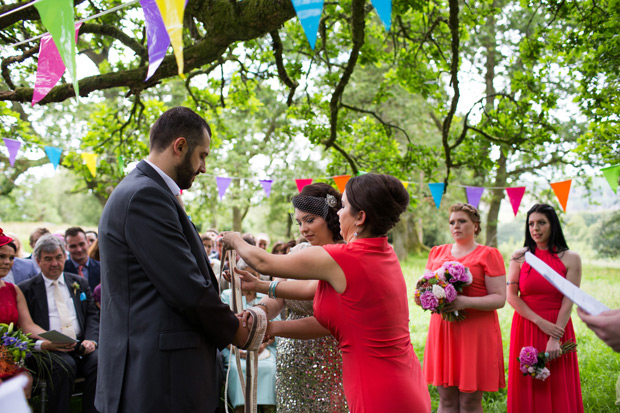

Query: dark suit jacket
left=95, top=160, right=239, bottom=413
left=11, top=257, right=38, bottom=284
left=64, top=258, right=100, bottom=293
left=18, top=272, right=100, bottom=342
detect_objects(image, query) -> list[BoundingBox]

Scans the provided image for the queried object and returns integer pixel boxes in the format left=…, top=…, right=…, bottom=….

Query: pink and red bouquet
left=517, top=340, right=578, bottom=381
left=414, top=261, right=472, bottom=321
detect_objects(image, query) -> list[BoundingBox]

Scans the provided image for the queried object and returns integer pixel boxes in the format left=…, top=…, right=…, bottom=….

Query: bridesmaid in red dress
left=224, top=174, right=431, bottom=412
left=423, top=203, right=507, bottom=412
left=507, top=204, right=583, bottom=412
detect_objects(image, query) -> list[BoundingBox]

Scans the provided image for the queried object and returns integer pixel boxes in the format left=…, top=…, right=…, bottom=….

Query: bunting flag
left=295, top=178, right=313, bottom=193
left=550, top=180, right=572, bottom=212
left=33, top=0, right=80, bottom=100
left=428, top=182, right=445, bottom=209
left=3, top=138, right=22, bottom=167
left=291, top=0, right=324, bottom=50
left=44, top=146, right=63, bottom=169
left=216, top=176, right=232, bottom=200
left=371, top=0, right=392, bottom=31
left=465, top=186, right=485, bottom=209
left=505, top=186, right=526, bottom=216
left=333, top=175, right=351, bottom=192
left=602, top=164, right=620, bottom=194
left=81, top=153, right=97, bottom=177
left=140, top=0, right=170, bottom=81
left=259, top=179, right=273, bottom=198
left=401, top=181, right=409, bottom=189
left=32, top=23, right=82, bottom=106
left=155, top=0, right=187, bottom=78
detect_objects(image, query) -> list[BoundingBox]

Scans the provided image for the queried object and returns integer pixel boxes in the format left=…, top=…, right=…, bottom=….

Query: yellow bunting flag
left=550, top=180, right=572, bottom=212
left=401, top=181, right=409, bottom=189
left=81, top=153, right=98, bottom=177
left=333, top=175, right=351, bottom=192
left=155, top=0, right=186, bottom=78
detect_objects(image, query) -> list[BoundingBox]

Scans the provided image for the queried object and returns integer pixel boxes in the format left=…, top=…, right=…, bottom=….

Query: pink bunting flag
left=259, top=179, right=273, bottom=198
left=465, top=186, right=485, bottom=209
left=3, top=138, right=22, bottom=166
left=216, top=177, right=232, bottom=200
left=295, top=178, right=313, bottom=193
left=32, top=23, right=82, bottom=106
left=505, top=187, right=526, bottom=216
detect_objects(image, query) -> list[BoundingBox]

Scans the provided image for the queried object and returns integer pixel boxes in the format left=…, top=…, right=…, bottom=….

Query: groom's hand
left=231, top=311, right=254, bottom=348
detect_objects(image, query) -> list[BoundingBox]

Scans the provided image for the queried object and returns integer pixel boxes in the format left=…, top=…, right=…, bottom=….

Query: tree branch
left=270, top=30, right=298, bottom=106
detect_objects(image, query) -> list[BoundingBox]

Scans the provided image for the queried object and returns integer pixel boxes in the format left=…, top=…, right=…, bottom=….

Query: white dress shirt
left=145, top=159, right=181, bottom=196
left=43, top=273, right=81, bottom=337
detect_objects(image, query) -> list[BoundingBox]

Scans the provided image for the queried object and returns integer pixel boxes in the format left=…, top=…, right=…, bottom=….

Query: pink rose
left=519, top=346, right=539, bottom=366
left=444, top=283, right=457, bottom=302
left=420, top=291, right=439, bottom=310
left=423, top=270, right=435, bottom=280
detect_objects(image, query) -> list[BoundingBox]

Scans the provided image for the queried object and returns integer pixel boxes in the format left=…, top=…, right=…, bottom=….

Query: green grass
left=402, top=254, right=620, bottom=412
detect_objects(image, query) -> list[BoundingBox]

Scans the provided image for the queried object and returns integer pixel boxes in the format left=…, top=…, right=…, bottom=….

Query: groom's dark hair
left=150, top=107, right=212, bottom=154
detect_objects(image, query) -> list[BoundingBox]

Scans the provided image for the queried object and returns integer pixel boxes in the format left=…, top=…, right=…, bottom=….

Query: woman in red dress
left=506, top=204, right=583, bottom=412
left=423, top=203, right=506, bottom=413
left=224, top=173, right=431, bottom=412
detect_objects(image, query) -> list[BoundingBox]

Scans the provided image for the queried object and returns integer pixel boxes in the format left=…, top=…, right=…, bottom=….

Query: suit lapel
left=33, top=275, right=50, bottom=331
left=65, top=274, right=85, bottom=332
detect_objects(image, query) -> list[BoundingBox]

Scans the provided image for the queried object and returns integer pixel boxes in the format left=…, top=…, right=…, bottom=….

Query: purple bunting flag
left=216, top=177, right=232, bottom=200
left=465, top=186, right=485, bottom=209
left=259, top=179, right=273, bottom=198
left=140, top=0, right=171, bottom=81
left=3, top=138, right=22, bottom=166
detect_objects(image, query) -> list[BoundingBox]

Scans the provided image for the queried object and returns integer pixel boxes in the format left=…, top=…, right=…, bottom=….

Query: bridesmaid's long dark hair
left=522, top=203, right=569, bottom=256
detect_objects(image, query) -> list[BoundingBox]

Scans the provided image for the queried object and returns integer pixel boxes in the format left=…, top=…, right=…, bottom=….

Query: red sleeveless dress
left=507, top=248, right=583, bottom=412
left=314, top=237, right=431, bottom=412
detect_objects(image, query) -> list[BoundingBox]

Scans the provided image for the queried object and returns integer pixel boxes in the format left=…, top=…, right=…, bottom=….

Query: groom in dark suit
left=96, top=107, right=251, bottom=413
left=19, top=233, right=100, bottom=413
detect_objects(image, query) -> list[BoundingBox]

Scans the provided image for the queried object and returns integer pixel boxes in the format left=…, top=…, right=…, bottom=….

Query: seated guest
left=64, top=227, right=101, bottom=292
left=242, top=233, right=256, bottom=246
left=84, top=231, right=98, bottom=246
left=221, top=260, right=277, bottom=413
left=27, top=228, right=50, bottom=272
left=19, top=234, right=100, bottom=413
left=256, top=233, right=270, bottom=250
left=4, top=256, right=38, bottom=285
left=270, top=241, right=285, bottom=255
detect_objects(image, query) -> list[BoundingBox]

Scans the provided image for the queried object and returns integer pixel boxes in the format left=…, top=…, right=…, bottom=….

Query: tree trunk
left=485, top=151, right=507, bottom=247
left=392, top=212, right=428, bottom=260
left=232, top=206, right=243, bottom=232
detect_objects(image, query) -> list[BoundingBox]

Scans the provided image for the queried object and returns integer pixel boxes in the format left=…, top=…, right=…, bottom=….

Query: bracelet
left=34, top=340, right=44, bottom=351
left=268, top=281, right=279, bottom=299
left=506, top=281, right=519, bottom=285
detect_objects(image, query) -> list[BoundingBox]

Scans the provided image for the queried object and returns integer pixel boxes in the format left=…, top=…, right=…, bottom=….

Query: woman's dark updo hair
left=294, top=183, right=343, bottom=242
left=345, top=174, right=409, bottom=237
left=523, top=203, right=568, bottom=255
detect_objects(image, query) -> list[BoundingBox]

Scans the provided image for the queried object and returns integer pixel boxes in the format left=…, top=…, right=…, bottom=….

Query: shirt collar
left=43, top=273, right=67, bottom=288
left=145, top=159, right=181, bottom=196
left=70, top=257, right=89, bottom=268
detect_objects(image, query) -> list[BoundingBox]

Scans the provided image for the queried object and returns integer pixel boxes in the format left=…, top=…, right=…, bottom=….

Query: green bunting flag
left=34, top=0, right=79, bottom=99
left=602, top=164, right=620, bottom=194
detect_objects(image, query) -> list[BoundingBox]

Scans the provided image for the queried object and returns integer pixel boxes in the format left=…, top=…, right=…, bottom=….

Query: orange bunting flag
left=550, top=180, right=572, bottom=212
left=333, top=175, right=351, bottom=192
left=295, top=178, right=313, bottom=193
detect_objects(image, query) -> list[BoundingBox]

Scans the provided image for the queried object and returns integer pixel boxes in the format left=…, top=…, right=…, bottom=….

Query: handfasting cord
left=222, top=248, right=268, bottom=413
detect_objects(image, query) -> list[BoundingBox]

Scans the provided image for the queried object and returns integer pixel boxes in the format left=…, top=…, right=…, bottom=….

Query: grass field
left=402, top=254, right=620, bottom=412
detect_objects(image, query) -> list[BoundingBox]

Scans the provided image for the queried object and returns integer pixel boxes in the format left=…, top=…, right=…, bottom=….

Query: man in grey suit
left=96, top=107, right=251, bottom=413
left=4, top=256, right=38, bottom=284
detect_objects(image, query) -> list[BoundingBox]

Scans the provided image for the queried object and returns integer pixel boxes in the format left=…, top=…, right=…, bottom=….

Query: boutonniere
left=72, top=282, right=80, bottom=295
